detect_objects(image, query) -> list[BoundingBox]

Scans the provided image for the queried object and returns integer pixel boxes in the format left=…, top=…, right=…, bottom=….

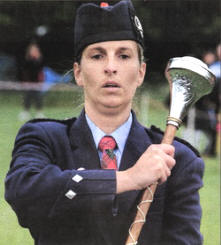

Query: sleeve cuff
left=49, top=169, right=116, bottom=218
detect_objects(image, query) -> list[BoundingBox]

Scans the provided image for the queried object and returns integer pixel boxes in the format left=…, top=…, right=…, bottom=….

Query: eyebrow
left=88, top=46, right=133, bottom=53
left=90, top=47, right=105, bottom=53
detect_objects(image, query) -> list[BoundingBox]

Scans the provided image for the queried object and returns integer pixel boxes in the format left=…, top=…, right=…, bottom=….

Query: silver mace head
left=165, top=56, right=216, bottom=128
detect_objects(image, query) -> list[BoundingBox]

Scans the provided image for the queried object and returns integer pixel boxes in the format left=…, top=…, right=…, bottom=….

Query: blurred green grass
left=0, top=88, right=220, bottom=244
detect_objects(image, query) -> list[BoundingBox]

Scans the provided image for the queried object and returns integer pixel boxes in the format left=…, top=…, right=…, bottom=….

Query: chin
left=104, top=101, right=131, bottom=112
left=103, top=99, right=121, bottom=108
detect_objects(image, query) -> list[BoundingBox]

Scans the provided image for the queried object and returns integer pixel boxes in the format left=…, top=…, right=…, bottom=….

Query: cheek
left=123, top=67, right=141, bottom=98
left=80, top=63, right=99, bottom=87
left=125, top=65, right=141, bottom=85
left=81, top=71, right=99, bottom=94
left=79, top=69, right=92, bottom=87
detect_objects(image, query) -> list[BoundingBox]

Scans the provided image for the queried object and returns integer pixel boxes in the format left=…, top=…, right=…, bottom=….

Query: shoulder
left=17, top=117, right=77, bottom=139
left=27, top=117, right=76, bottom=128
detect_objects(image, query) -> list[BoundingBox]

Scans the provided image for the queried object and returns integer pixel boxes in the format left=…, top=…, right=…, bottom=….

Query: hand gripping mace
left=125, top=56, right=215, bottom=245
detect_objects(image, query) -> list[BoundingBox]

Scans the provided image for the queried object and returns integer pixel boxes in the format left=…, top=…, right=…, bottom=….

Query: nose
left=104, top=57, right=117, bottom=75
left=104, top=68, right=117, bottom=75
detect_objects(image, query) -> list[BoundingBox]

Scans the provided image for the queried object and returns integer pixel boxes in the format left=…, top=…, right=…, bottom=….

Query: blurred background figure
left=181, top=47, right=220, bottom=157
left=209, top=43, right=221, bottom=155
left=0, top=53, right=17, bottom=81
left=18, top=41, right=45, bottom=121
left=210, top=43, right=221, bottom=79
left=201, top=50, right=216, bottom=66
left=192, top=46, right=220, bottom=157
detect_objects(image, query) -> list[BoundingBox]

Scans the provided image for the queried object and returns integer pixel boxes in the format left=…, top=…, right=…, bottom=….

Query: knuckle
left=169, top=159, right=176, bottom=169
left=170, top=145, right=175, bottom=155
left=149, top=144, right=161, bottom=152
left=153, top=155, right=164, bottom=166
left=172, top=159, right=176, bottom=166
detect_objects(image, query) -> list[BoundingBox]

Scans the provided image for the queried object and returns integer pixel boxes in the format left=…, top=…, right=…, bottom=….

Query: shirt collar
left=85, top=113, right=132, bottom=154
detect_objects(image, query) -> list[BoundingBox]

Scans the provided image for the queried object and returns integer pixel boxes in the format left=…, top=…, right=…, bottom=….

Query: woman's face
left=74, top=40, right=146, bottom=115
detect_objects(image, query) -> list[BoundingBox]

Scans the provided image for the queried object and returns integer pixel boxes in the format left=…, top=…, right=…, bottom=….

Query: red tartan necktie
left=98, top=136, right=117, bottom=170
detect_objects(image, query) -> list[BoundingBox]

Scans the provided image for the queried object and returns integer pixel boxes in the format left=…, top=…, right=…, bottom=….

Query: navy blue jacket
left=5, top=110, right=204, bottom=245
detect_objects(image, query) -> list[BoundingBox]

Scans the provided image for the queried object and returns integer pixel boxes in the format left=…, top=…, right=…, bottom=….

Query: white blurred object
left=35, top=112, right=45, bottom=119
left=36, top=25, right=48, bottom=37
left=182, top=107, right=210, bottom=153
left=18, top=111, right=31, bottom=121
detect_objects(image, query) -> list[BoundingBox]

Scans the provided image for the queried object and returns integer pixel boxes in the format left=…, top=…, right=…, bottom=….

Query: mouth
left=103, top=82, right=120, bottom=88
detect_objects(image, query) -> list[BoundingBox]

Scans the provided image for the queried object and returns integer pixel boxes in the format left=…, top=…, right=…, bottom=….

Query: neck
left=85, top=104, right=131, bottom=134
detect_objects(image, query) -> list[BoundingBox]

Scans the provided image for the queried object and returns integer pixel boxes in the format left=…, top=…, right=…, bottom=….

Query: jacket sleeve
left=4, top=122, right=117, bottom=227
left=160, top=146, right=204, bottom=245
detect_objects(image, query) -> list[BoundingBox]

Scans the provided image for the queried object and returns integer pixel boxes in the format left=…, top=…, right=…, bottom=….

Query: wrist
left=116, top=169, right=141, bottom=194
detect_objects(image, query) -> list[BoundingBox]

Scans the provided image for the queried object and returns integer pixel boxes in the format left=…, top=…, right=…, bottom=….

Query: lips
left=103, top=81, right=120, bottom=88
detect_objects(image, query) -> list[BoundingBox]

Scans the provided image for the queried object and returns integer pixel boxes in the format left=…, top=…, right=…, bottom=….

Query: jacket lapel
left=68, top=110, right=101, bottom=170
left=120, top=112, right=153, bottom=171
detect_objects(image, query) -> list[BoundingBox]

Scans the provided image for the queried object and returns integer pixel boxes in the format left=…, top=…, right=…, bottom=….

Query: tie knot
left=98, top=136, right=116, bottom=151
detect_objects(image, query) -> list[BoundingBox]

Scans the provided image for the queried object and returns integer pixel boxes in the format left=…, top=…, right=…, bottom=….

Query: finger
left=158, top=166, right=171, bottom=185
left=151, top=147, right=176, bottom=170
left=158, top=172, right=167, bottom=184
left=159, top=144, right=175, bottom=157
left=166, top=166, right=171, bottom=177
left=168, top=158, right=176, bottom=170
left=164, top=154, right=176, bottom=170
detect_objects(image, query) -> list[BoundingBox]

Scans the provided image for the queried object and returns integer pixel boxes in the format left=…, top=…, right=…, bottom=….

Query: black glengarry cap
left=74, top=0, right=144, bottom=59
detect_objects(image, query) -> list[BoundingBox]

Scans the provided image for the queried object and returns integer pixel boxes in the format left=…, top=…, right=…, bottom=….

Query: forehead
left=83, top=40, right=138, bottom=53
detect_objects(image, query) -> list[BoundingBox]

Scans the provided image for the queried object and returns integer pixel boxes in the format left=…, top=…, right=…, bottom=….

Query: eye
left=91, top=54, right=103, bottom=60
left=119, top=54, right=130, bottom=60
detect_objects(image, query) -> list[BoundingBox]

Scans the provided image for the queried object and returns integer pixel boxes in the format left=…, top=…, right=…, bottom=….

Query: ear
left=137, top=62, right=146, bottom=87
left=73, top=62, right=84, bottom=87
